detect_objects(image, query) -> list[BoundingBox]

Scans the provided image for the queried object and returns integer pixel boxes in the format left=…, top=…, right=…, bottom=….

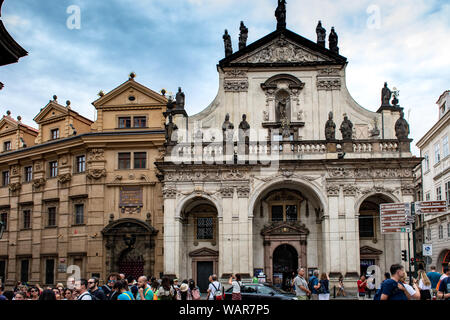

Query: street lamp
left=0, top=221, right=5, bottom=240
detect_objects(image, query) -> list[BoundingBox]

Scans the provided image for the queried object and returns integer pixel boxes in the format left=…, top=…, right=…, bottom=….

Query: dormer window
left=51, top=129, right=60, bottom=140
left=3, top=141, right=11, bottom=152
left=119, top=117, right=132, bottom=129
left=441, top=102, right=447, bottom=116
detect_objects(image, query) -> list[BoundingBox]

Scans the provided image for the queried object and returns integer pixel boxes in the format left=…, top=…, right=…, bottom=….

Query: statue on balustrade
left=176, top=87, right=185, bottom=109
left=165, top=114, right=178, bottom=144
left=275, top=0, right=287, bottom=30
left=223, top=30, right=233, bottom=57
left=238, top=114, right=250, bottom=143
left=381, top=82, right=392, bottom=107
left=325, top=111, right=336, bottom=141
left=222, top=113, right=235, bottom=142
left=340, top=114, right=353, bottom=141
left=239, top=21, right=249, bottom=50
left=395, top=109, right=410, bottom=140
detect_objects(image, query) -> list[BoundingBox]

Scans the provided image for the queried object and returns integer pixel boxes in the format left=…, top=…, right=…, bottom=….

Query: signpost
left=380, top=203, right=412, bottom=234
left=423, top=244, right=432, bottom=257
left=415, top=201, right=447, bottom=215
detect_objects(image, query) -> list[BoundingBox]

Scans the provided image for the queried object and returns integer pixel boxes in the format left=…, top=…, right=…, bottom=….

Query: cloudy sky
left=0, top=0, right=449, bottom=155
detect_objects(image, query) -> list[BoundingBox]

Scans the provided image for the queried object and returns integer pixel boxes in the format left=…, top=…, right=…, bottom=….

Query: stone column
left=162, top=197, right=177, bottom=277
left=344, top=188, right=360, bottom=278
left=326, top=188, right=340, bottom=274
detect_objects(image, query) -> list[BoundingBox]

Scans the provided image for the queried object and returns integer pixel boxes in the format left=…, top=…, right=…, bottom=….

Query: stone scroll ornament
left=223, top=30, right=233, bottom=57
left=325, top=111, right=336, bottom=141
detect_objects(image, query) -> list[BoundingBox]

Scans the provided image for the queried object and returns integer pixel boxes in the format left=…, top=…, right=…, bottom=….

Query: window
left=423, top=153, right=430, bottom=172
left=426, top=192, right=431, bottom=201
left=45, top=259, right=55, bottom=285
left=118, top=153, right=131, bottom=169
left=439, top=225, right=444, bottom=239
left=51, top=128, right=60, bottom=140
left=24, top=166, right=33, bottom=182
left=441, top=102, right=447, bottom=116
left=47, top=207, right=56, bottom=227
left=446, top=182, right=450, bottom=206
left=134, top=152, right=147, bottom=169
left=0, top=212, right=7, bottom=230
left=197, top=217, right=214, bottom=240
left=271, top=206, right=284, bottom=222
left=3, top=141, right=11, bottom=152
left=118, top=117, right=131, bottom=129
left=0, top=260, right=5, bottom=283
left=436, top=186, right=442, bottom=200
left=134, top=117, right=147, bottom=128
left=444, top=136, right=450, bottom=158
left=2, top=171, right=9, bottom=186
left=76, top=156, right=86, bottom=173
left=359, top=214, right=375, bottom=238
left=448, top=223, right=450, bottom=238
left=74, top=204, right=84, bottom=225
left=23, top=210, right=31, bottom=229
left=427, top=228, right=432, bottom=241
left=49, top=161, right=58, bottom=177
left=20, top=259, right=29, bottom=283
left=286, top=205, right=298, bottom=222
left=435, top=143, right=441, bottom=164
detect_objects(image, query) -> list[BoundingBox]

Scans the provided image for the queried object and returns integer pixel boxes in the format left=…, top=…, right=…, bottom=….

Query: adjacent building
left=416, top=90, right=450, bottom=273
left=0, top=75, right=167, bottom=287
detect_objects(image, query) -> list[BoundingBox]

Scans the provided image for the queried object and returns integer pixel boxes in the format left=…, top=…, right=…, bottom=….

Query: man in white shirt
left=76, top=279, right=93, bottom=300
left=293, top=268, right=310, bottom=300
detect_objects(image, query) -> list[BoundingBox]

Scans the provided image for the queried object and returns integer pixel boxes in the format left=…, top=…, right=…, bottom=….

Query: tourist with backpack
left=88, top=277, right=106, bottom=300
left=157, top=277, right=175, bottom=301
left=76, top=279, right=93, bottom=300
left=207, top=274, right=223, bottom=300
left=317, top=273, right=330, bottom=300
left=308, top=270, right=320, bottom=300
left=229, top=274, right=242, bottom=300
left=189, top=279, right=201, bottom=300
left=378, top=264, right=408, bottom=300
left=137, top=276, right=154, bottom=300
left=116, top=279, right=135, bottom=300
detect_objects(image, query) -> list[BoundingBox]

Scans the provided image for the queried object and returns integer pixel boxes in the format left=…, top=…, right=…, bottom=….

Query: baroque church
left=157, top=1, right=420, bottom=291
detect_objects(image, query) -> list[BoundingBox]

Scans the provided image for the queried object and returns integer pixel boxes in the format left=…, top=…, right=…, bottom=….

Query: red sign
left=415, top=201, right=447, bottom=215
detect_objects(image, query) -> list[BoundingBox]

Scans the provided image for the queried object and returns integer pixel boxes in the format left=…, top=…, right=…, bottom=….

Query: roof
left=1, top=114, right=38, bottom=134
left=218, top=27, right=347, bottom=69
left=0, top=0, right=28, bottom=66
left=436, top=90, right=449, bottom=105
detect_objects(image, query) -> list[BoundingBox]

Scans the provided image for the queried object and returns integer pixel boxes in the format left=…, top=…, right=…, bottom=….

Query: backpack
left=211, top=282, right=223, bottom=300
left=159, top=288, right=173, bottom=301
left=191, top=288, right=201, bottom=300
left=308, top=276, right=316, bottom=292
left=373, top=289, right=382, bottom=300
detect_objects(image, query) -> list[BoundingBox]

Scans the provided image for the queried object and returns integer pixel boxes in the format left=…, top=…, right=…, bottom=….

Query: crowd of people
left=0, top=265, right=448, bottom=301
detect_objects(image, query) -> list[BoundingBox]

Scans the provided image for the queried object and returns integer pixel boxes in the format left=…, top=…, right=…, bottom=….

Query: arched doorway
left=102, top=219, right=158, bottom=280
left=273, top=244, right=298, bottom=291
left=438, top=250, right=450, bottom=273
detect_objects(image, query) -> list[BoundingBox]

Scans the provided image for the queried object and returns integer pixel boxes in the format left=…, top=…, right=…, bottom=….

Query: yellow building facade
left=0, top=75, right=167, bottom=287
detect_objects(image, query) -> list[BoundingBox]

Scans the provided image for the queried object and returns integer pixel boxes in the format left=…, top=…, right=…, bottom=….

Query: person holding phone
left=229, top=274, right=242, bottom=301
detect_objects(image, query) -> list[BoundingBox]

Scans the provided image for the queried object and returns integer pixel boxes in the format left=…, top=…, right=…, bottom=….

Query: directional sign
left=423, top=244, right=432, bottom=257
left=415, top=201, right=447, bottom=215
left=380, top=203, right=412, bottom=234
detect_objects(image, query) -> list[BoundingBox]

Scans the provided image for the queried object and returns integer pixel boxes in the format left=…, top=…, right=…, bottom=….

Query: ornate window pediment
left=261, top=221, right=310, bottom=237
left=360, top=246, right=383, bottom=256
left=189, top=247, right=219, bottom=258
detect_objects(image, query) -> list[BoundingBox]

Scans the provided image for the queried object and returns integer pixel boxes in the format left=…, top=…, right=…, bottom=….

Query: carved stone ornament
left=327, top=185, right=340, bottom=196
left=236, top=186, right=250, bottom=198
left=60, top=155, right=69, bottom=166
left=328, top=168, right=413, bottom=180
left=162, top=188, right=177, bottom=199
left=224, top=80, right=249, bottom=92
left=328, top=168, right=353, bottom=178
left=34, top=161, right=43, bottom=172
left=58, top=173, right=72, bottom=184
left=225, top=69, right=247, bottom=78
left=343, top=185, right=359, bottom=197
left=86, top=169, right=106, bottom=180
left=32, top=178, right=46, bottom=189
left=401, top=184, right=415, bottom=196
left=8, top=182, right=22, bottom=192
left=88, top=149, right=105, bottom=162
left=236, top=35, right=326, bottom=64
left=219, top=187, right=234, bottom=198
left=361, top=185, right=395, bottom=195
left=11, top=165, right=19, bottom=176
left=317, top=78, right=341, bottom=91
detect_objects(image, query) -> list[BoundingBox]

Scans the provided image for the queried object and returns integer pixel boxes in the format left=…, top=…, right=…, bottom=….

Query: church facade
left=157, top=2, right=420, bottom=291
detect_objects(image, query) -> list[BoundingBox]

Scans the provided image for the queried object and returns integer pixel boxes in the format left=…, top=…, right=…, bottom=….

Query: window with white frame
left=435, top=143, right=441, bottom=164
left=424, top=153, right=430, bottom=172
left=425, top=192, right=431, bottom=201
left=427, top=228, right=432, bottom=241
left=443, top=136, right=449, bottom=158
left=439, top=225, right=444, bottom=239
left=436, top=186, right=442, bottom=200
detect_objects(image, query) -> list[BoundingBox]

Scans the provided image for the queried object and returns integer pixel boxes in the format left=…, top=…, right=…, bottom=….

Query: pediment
left=92, top=79, right=168, bottom=109
left=219, top=29, right=347, bottom=68
left=33, top=101, right=68, bottom=123
left=261, top=222, right=310, bottom=236
left=0, top=117, right=18, bottom=133
left=360, top=246, right=383, bottom=256
left=189, top=247, right=219, bottom=257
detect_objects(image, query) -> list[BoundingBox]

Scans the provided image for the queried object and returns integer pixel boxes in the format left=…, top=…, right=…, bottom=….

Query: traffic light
left=410, top=258, right=415, bottom=265
left=401, top=250, right=407, bottom=262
